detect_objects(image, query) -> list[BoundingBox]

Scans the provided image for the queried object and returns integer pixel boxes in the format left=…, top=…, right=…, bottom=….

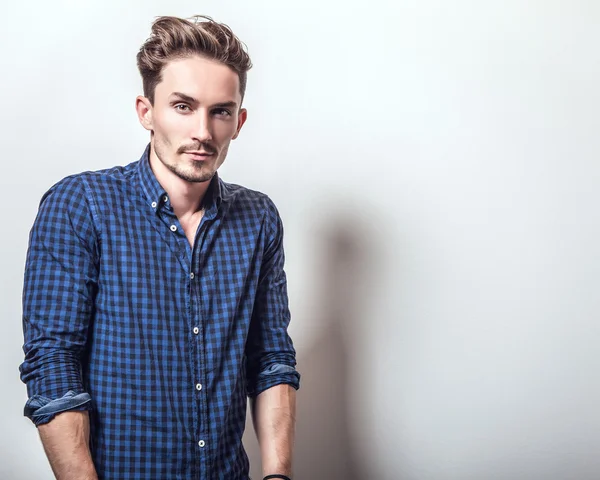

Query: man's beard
left=154, top=136, right=221, bottom=183
left=163, top=158, right=215, bottom=183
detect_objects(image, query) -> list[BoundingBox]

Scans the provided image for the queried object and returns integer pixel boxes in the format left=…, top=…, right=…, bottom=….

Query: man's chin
left=175, top=168, right=214, bottom=184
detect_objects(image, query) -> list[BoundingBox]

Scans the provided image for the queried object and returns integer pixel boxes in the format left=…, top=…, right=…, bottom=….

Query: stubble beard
left=154, top=135, right=226, bottom=184
left=164, top=157, right=215, bottom=183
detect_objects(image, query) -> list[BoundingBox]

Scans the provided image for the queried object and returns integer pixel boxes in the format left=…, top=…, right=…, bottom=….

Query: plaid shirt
left=19, top=145, right=300, bottom=479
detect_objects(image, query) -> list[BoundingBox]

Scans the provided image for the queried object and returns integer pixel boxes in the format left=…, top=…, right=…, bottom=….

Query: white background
left=1, top=1, right=599, bottom=479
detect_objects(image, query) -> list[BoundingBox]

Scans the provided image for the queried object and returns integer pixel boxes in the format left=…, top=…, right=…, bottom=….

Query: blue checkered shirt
left=19, top=145, right=300, bottom=479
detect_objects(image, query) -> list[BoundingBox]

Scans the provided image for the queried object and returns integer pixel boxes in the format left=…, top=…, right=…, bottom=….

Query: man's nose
left=194, top=111, right=213, bottom=143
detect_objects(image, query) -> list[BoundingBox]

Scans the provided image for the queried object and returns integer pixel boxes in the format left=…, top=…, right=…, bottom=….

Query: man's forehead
left=157, top=56, right=240, bottom=102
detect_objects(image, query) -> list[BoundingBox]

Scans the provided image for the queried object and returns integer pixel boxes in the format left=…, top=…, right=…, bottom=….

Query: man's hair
left=136, top=15, right=253, bottom=105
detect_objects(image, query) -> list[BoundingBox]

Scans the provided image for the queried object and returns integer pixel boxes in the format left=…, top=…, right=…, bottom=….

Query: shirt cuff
left=247, top=363, right=301, bottom=398
left=24, top=390, right=92, bottom=426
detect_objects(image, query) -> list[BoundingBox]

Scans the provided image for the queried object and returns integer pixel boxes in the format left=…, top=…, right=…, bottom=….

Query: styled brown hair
left=136, top=15, right=253, bottom=105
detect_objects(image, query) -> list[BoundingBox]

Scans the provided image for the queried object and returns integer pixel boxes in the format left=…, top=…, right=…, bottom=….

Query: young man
left=20, top=15, right=299, bottom=480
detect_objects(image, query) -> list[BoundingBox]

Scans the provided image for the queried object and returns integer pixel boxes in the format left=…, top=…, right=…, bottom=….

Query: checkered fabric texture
left=20, top=145, right=300, bottom=479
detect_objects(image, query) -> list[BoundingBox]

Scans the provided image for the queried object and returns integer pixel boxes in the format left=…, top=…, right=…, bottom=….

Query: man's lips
left=184, top=151, right=215, bottom=159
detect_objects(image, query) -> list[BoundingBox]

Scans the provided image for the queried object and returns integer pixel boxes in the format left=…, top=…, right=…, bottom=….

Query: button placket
left=191, top=222, right=210, bottom=457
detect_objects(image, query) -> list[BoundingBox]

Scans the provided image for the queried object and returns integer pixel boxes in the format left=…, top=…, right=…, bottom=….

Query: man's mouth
left=184, top=151, right=215, bottom=160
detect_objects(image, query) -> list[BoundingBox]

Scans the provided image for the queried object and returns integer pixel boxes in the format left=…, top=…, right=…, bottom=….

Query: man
left=19, top=15, right=299, bottom=480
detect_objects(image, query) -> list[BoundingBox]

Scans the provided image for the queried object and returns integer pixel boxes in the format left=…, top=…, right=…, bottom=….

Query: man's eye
left=175, top=104, right=191, bottom=112
left=214, top=108, right=232, bottom=117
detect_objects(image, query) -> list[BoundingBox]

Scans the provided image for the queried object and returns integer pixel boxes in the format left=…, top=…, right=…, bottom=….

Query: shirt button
left=151, top=201, right=157, bottom=208
left=193, top=327, right=199, bottom=335
left=198, top=440, right=205, bottom=448
left=170, top=225, right=177, bottom=232
left=196, top=383, right=202, bottom=391
left=190, top=272, right=195, bottom=279
left=163, top=195, right=168, bottom=202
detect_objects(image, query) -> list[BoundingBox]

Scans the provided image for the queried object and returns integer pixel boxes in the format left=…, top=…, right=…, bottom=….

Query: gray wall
left=1, top=1, right=598, bottom=479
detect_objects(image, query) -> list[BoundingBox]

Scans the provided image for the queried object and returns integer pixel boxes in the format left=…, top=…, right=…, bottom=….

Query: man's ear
left=232, top=108, right=248, bottom=140
left=135, top=95, right=153, bottom=131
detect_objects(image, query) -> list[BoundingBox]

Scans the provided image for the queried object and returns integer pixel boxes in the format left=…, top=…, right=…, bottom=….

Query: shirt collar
left=137, top=143, right=223, bottom=216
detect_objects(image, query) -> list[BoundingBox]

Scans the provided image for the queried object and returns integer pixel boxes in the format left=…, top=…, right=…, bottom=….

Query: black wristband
left=263, top=475, right=291, bottom=480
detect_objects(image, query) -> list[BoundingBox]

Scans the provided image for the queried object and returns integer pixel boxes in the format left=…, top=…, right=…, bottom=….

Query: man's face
left=139, top=55, right=247, bottom=183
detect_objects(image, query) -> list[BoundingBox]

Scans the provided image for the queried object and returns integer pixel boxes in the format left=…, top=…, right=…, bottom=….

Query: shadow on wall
left=246, top=208, right=379, bottom=480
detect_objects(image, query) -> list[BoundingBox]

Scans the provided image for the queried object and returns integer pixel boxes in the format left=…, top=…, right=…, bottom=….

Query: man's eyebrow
left=170, top=93, right=238, bottom=110
left=212, top=101, right=238, bottom=109
left=170, top=92, right=198, bottom=104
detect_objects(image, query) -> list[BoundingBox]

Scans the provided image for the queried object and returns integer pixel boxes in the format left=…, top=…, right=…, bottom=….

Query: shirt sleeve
left=19, top=176, right=99, bottom=425
left=245, top=197, right=301, bottom=398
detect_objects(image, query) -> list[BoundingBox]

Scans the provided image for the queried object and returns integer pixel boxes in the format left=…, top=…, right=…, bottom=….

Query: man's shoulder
left=220, top=178, right=268, bottom=202
left=219, top=179, right=280, bottom=218
left=42, top=161, right=140, bottom=202
left=70, top=160, right=139, bottom=190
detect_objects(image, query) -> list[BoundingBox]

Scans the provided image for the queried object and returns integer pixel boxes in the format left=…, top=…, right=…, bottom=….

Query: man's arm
left=38, top=411, right=97, bottom=480
left=19, top=176, right=99, bottom=479
left=246, top=197, right=301, bottom=478
left=251, top=384, right=297, bottom=478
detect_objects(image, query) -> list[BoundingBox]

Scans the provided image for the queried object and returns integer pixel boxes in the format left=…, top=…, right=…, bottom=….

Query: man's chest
left=96, top=202, right=266, bottom=303
left=179, top=214, right=203, bottom=248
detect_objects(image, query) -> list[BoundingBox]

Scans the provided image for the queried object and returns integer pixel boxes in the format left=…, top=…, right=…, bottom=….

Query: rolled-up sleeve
left=245, top=197, right=301, bottom=398
left=19, top=176, right=99, bottom=425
